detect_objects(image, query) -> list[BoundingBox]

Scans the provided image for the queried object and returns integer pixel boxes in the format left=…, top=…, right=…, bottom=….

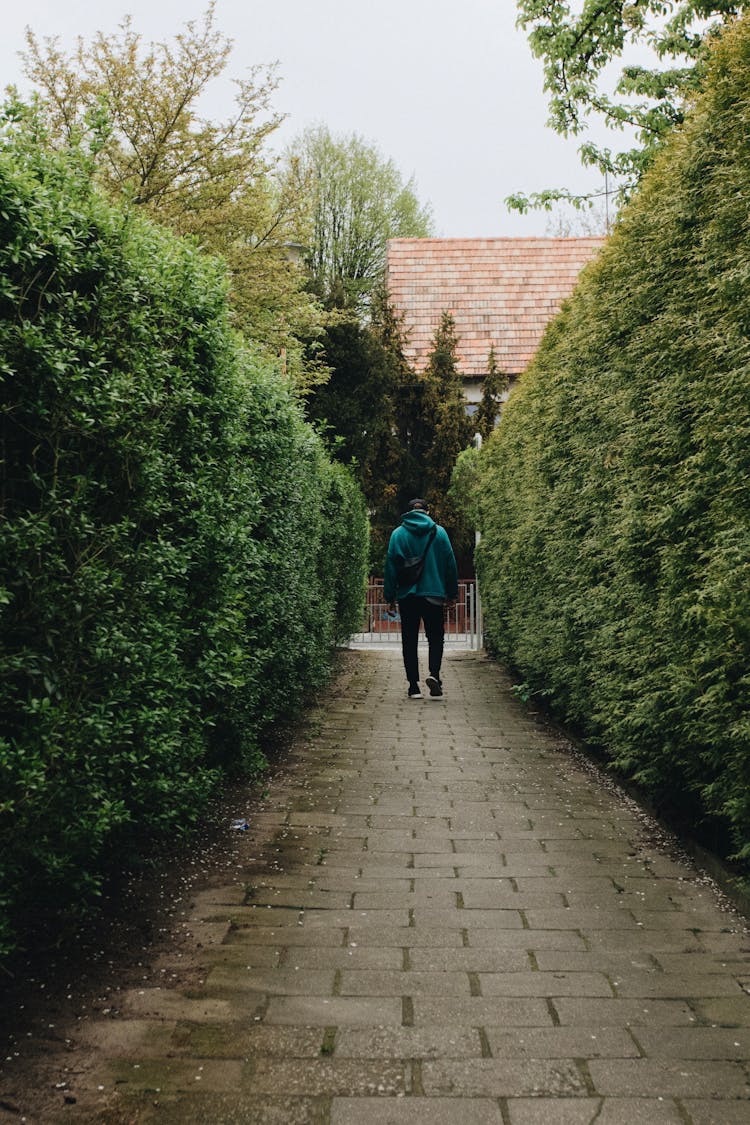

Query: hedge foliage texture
left=0, top=116, right=368, bottom=956
left=475, top=17, right=750, bottom=858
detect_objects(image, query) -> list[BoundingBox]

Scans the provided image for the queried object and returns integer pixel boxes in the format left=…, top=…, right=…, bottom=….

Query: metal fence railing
left=350, top=579, right=483, bottom=650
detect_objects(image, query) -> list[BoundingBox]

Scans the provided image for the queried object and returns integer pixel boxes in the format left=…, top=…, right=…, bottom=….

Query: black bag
left=396, top=526, right=437, bottom=586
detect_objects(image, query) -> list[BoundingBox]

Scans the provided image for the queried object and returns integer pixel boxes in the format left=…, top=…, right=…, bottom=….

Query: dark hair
left=408, top=498, right=429, bottom=511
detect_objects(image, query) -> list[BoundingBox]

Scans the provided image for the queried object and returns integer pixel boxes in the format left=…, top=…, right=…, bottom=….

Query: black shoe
left=408, top=683, right=423, bottom=699
left=425, top=675, right=443, bottom=698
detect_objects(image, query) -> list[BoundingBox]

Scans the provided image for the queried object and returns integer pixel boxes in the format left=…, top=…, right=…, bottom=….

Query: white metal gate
left=350, top=579, right=483, bottom=650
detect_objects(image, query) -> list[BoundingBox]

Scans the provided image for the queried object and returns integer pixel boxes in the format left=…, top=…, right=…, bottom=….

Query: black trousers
left=398, top=596, right=444, bottom=685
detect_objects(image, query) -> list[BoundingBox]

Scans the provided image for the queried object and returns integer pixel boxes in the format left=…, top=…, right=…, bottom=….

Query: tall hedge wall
left=0, top=114, right=368, bottom=957
left=475, top=18, right=750, bottom=858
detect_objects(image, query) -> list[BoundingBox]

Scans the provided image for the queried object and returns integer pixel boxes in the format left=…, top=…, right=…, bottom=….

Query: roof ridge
left=387, top=236, right=606, bottom=245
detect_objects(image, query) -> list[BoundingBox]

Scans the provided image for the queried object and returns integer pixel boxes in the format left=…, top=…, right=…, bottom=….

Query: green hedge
left=475, top=17, right=750, bottom=858
left=0, top=109, right=368, bottom=957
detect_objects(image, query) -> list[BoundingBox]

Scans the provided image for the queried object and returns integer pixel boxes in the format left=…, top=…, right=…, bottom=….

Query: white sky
left=0, top=0, right=614, bottom=237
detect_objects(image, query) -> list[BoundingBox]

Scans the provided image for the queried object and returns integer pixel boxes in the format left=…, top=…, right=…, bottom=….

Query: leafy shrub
left=0, top=105, right=367, bottom=958
left=474, top=17, right=750, bottom=858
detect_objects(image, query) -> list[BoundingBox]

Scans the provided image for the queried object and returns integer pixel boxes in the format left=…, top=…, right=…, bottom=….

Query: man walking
left=383, top=499, right=459, bottom=699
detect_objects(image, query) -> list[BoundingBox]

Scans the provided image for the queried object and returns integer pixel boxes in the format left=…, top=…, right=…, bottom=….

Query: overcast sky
left=0, top=0, right=613, bottom=237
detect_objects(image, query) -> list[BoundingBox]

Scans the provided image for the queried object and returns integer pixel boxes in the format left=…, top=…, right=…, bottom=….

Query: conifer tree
left=421, top=311, right=474, bottom=530
left=474, top=347, right=509, bottom=442
left=305, top=291, right=416, bottom=568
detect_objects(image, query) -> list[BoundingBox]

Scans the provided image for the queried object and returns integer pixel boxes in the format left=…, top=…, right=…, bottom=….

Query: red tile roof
left=386, top=237, right=605, bottom=378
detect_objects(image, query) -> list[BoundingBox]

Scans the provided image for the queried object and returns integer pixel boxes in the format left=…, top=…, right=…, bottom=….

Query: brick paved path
left=78, top=651, right=750, bottom=1121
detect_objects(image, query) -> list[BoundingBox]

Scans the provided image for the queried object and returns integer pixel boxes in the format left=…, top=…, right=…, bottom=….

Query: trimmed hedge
left=0, top=111, right=368, bottom=957
left=475, top=17, right=750, bottom=858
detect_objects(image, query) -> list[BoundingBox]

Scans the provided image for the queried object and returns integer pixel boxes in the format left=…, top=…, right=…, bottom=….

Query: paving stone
left=415, top=853, right=489, bottom=868
left=352, top=890, right=458, bottom=908
left=584, top=930, right=705, bottom=952
left=506, top=1097, right=684, bottom=1123
left=282, top=946, right=403, bottom=970
left=203, top=967, right=335, bottom=995
left=479, top=971, right=614, bottom=998
left=496, top=854, right=555, bottom=869
left=339, top=970, right=471, bottom=996
left=553, top=998, right=697, bottom=1026
left=264, top=995, right=401, bottom=1025
left=173, top=1024, right=325, bottom=1058
left=566, top=891, right=680, bottom=911
left=242, top=1057, right=408, bottom=1095
left=533, top=951, right=657, bottom=973
left=414, top=908, right=524, bottom=929
left=248, top=888, right=353, bottom=908
left=588, top=1058, right=750, bottom=1097
left=524, top=908, right=640, bottom=930
left=330, top=1097, right=504, bottom=1124
left=327, top=851, right=409, bottom=869
left=334, top=1026, right=482, bottom=1058
left=408, top=948, right=530, bottom=971
left=654, top=953, right=750, bottom=973
left=421, top=1057, right=586, bottom=1096
left=75, top=1019, right=179, bottom=1056
left=224, top=926, right=345, bottom=947
left=107, top=1092, right=328, bottom=1124
left=182, top=920, right=233, bottom=947
left=103, top=1056, right=244, bottom=1093
left=611, top=973, right=743, bottom=998
left=461, top=889, right=568, bottom=909
left=689, top=997, right=750, bottom=1025
left=682, top=1099, right=750, bottom=1123
left=119, top=989, right=239, bottom=1022
left=632, top=1025, right=750, bottom=1059
left=691, top=930, right=750, bottom=954
left=203, top=944, right=281, bottom=969
left=301, top=909, right=409, bottom=928
left=189, top=885, right=248, bottom=910
left=467, top=928, right=588, bottom=951
left=485, top=1027, right=639, bottom=1059
left=345, top=925, right=464, bottom=947
left=411, top=997, right=553, bottom=1026
left=210, top=906, right=303, bottom=927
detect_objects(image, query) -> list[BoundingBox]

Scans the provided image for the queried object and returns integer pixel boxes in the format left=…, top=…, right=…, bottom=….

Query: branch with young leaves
left=509, top=0, right=744, bottom=212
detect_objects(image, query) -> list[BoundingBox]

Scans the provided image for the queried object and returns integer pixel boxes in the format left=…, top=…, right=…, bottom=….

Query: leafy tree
left=474, top=346, right=509, bottom=442
left=19, top=3, right=324, bottom=382
left=509, top=0, right=744, bottom=210
left=284, top=124, right=433, bottom=310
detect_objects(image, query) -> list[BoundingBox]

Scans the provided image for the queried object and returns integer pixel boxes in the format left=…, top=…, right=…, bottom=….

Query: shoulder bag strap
left=421, top=525, right=437, bottom=560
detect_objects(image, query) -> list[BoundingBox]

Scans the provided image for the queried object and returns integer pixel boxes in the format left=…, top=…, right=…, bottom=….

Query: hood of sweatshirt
left=400, top=510, right=436, bottom=537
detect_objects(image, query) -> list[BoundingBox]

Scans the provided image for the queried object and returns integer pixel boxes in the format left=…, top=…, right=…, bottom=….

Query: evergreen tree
left=305, top=291, right=413, bottom=568
left=474, top=347, right=508, bottom=442
left=423, top=312, right=474, bottom=521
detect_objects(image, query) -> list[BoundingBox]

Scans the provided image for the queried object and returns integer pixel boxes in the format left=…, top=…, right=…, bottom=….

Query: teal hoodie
left=383, top=510, right=459, bottom=603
